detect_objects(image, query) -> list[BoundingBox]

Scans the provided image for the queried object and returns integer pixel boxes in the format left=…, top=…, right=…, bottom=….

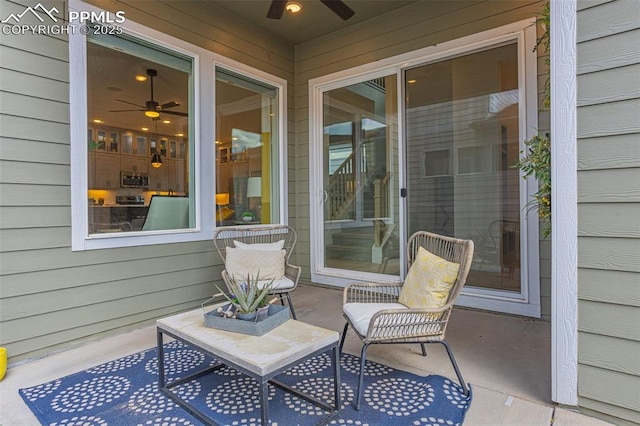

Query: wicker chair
left=213, top=225, right=301, bottom=319
left=339, top=231, right=474, bottom=409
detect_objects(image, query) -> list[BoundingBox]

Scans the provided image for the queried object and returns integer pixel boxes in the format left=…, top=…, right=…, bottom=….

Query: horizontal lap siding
left=577, top=0, right=640, bottom=423
left=0, top=0, right=293, bottom=363
left=293, top=0, right=551, bottom=316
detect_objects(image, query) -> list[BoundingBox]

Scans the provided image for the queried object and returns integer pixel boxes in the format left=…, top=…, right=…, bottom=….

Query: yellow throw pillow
left=225, top=247, right=285, bottom=280
left=398, top=246, right=460, bottom=309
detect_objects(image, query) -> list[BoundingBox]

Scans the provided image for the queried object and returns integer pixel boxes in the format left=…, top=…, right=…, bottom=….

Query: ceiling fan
left=267, top=0, right=355, bottom=20
left=109, top=69, right=188, bottom=118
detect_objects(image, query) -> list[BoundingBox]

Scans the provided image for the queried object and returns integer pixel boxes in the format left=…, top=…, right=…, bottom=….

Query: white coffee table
left=156, top=307, right=341, bottom=425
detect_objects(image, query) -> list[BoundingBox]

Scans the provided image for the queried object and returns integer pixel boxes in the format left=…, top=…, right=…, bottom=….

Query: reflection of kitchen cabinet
left=216, top=161, right=249, bottom=194
left=159, top=139, right=168, bottom=157
left=121, top=155, right=149, bottom=175
left=88, top=152, right=96, bottom=188
left=94, top=129, right=119, bottom=152
left=149, top=162, right=169, bottom=191
left=93, top=152, right=120, bottom=189
left=135, top=136, right=148, bottom=156
left=168, top=159, right=186, bottom=191
left=122, top=134, right=148, bottom=156
left=89, top=206, right=111, bottom=233
left=149, top=159, right=186, bottom=192
left=121, top=134, right=134, bottom=154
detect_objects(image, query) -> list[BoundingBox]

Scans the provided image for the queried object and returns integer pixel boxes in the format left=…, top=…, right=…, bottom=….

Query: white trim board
left=550, top=0, right=578, bottom=406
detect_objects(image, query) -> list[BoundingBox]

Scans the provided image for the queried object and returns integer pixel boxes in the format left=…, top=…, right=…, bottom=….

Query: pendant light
left=150, top=118, right=163, bottom=168
left=151, top=152, right=163, bottom=168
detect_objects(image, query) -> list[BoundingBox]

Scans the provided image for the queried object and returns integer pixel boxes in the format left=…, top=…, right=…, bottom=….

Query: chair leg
left=285, top=292, right=297, bottom=320
left=420, top=343, right=427, bottom=357
left=355, top=343, right=369, bottom=410
left=439, top=340, right=468, bottom=396
left=339, top=322, right=349, bottom=354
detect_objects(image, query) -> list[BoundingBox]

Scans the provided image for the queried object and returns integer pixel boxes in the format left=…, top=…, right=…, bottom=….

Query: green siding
left=577, top=0, right=640, bottom=423
left=0, top=0, right=294, bottom=363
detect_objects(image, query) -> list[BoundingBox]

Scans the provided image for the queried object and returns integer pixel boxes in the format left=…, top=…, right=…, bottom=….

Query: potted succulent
left=216, top=273, right=275, bottom=321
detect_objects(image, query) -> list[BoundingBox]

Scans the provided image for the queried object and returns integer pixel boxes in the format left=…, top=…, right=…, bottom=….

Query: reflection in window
left=322, top=75, right=400, bottom=275
left=215, top=68, right=280, bottom=226
left=86, top=33, right=193, bottom=235
left=405, top=43, right=521, bottom=293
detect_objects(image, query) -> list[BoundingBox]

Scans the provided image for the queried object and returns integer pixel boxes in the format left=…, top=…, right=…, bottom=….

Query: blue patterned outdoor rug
left=19, top=340, right=472, bottom=425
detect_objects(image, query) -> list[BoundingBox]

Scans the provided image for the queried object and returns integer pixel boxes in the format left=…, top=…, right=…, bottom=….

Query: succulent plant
left=216, top=272, right=274, bottom=314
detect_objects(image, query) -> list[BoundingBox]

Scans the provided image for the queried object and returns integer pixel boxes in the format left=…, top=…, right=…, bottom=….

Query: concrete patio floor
left=0, top=284, right=612, bottom=425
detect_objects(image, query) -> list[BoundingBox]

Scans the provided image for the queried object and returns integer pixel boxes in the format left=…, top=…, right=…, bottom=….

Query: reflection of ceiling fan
left=267, top=0, right=355, bottom=20
left=109, top=69, right=188, bottom=118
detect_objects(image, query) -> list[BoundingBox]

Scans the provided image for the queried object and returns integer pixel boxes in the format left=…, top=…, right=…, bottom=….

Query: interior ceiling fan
left=267, top=0, right=355, bottom=20
left=109, top=69, right=188, bottom=118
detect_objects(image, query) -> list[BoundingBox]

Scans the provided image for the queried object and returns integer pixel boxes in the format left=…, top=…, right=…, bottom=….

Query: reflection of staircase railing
left=327, top=153, right=355, bottom=220
left=373, top=172, right=391, bottom=246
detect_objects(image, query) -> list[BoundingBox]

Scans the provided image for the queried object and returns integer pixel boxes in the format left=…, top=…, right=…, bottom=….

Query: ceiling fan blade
left=267, top=0, right=287, bottom=19
left=108, top=109, right=144, bottom=113
left=114, top=99, right=145, bottom=108
left=160, top=101, right=181, bottom=109
left=320, top=0, right=355, bottom=20
left=161, top=110, right=189, bottom=117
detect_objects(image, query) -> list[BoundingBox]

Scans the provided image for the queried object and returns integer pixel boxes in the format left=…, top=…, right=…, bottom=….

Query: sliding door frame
left=309, top=19, right=541, bottom=317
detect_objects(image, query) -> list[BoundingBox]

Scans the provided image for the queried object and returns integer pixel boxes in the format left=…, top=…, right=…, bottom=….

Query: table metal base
left=157, top=329, right=341, bottom=425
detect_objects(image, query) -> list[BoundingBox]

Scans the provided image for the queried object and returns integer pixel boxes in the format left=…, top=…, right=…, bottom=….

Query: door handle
left=323, top=190, right=328, bottom=203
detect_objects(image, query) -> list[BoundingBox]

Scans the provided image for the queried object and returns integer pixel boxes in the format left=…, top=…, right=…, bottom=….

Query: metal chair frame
left=213, top=225, right=301, bottom=319
left=339, top=231, right=475, bottom=409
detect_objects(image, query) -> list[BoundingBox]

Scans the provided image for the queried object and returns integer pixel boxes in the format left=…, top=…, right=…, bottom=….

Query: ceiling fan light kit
left=109, top=69, right=188, bottom=118
left=286, top=2, right=301, bottom=13
left=267, top=0, right=354, bottom=20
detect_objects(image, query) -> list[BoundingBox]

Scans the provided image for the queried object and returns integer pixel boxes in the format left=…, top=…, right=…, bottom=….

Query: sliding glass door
left=403, top=40, right=541, bottom=316
left=310, top=22, right=540, bottom=316
left=321, top=75, right=401, bottom=276
left=405, top=43, right=522, bottom=293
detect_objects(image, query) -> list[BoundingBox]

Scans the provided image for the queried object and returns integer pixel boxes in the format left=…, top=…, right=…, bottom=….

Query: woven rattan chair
left=213, top=225, right=301, bottom=319
left=339, top=231, right=474, bottom=409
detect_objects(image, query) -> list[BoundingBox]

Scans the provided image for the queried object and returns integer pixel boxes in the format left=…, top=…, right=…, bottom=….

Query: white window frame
left=309, top=19, right=541, bottom=317
left=70, top=0, right=287, bottom=250
left=212, top=61, right=289, bottom=228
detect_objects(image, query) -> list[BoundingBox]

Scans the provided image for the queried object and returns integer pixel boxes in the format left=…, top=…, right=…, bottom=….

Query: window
left=214, top=68, right=281, bottom=226
left=85, top=32, right=194, bottom=235
left=70, top=0, right=287, bottom=250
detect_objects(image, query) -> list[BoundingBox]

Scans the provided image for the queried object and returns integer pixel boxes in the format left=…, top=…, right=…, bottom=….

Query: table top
left=157, top=307, right=339, bottom=377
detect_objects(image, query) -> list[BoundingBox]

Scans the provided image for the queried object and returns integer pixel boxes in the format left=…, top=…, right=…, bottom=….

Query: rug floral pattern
left=20, top=340, right=471, bottom=425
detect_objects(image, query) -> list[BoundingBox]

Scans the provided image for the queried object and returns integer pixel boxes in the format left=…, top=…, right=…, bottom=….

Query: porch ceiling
left=205, top=0, right=419, bottom=45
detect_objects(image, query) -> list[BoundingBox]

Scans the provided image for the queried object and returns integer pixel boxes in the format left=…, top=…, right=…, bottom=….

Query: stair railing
left=373, top=172, right=391, bottom=246
left=327, top=152, right=356, bottom=220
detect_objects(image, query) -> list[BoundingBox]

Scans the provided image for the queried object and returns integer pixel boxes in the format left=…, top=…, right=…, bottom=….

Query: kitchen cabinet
left=88, top=124, right=186, bottom=191
left=95, top=129, right=119, bottom=153
left=168, top=159, right=186, bottom=192
left=89, top=206, right=111, bottom=233
left=122, top=134, right=148, bottom=156
left=92, top=152, right=120, bottom=189
left=149, top=162, right=169, bottom=191
left=89, top=206, right=148, bottom=233
left=149, top=158, right=186, bottom=192
left=121, top=155, right=149, bottom=175
left=216, top=161, right=249, bottom=194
